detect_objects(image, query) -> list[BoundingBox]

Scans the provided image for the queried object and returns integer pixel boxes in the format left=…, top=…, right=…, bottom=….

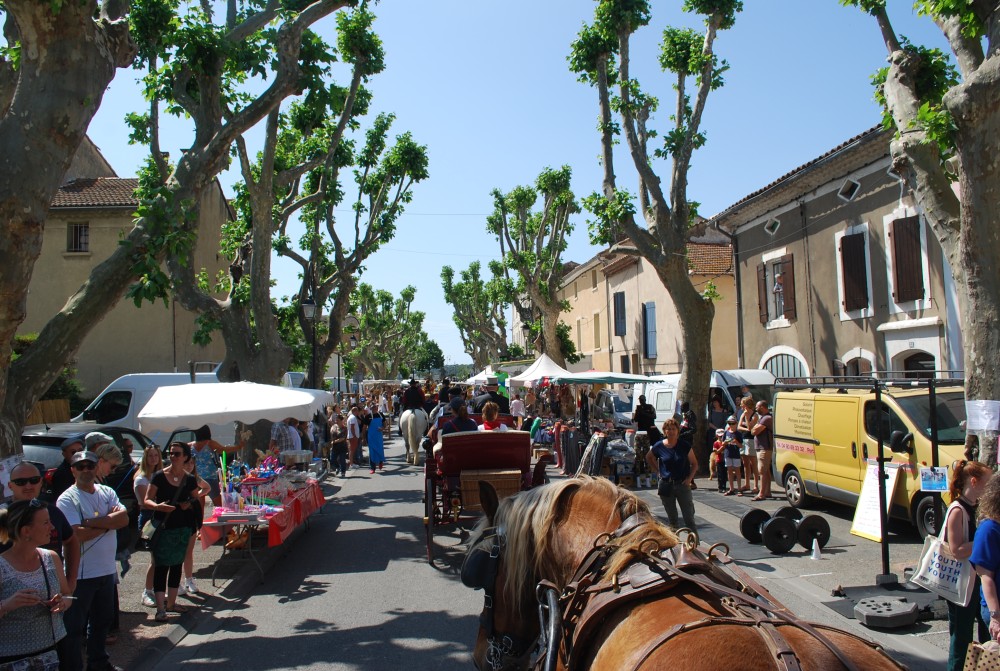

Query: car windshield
left=894, top=391, right=966, bottom=445
left=728, top=385, right=774, bottom=409
left=613, top=395, right=633, bottom=413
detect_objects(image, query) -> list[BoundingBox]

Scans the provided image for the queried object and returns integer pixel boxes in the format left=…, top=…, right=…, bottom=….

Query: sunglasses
left=11, top=476, right=42, bottom=486
left=169, top=451, right=185, bottom=458
left=72, top=462, right=96, bottom=470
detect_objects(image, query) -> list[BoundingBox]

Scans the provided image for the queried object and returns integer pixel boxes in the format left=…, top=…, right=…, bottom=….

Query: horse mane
left=470, top=476, right=679, bottom=615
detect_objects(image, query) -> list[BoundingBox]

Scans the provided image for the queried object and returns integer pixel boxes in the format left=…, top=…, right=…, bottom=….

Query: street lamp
left=302, top=298, right=318, bottom=389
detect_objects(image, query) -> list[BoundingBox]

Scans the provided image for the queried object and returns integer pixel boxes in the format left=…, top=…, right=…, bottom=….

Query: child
left=723, top=417, right=744, bottom=496
left=712, top=428, right=727, bottom=493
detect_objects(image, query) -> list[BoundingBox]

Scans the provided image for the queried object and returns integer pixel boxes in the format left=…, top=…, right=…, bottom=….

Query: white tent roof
left=137, top=382, right=333, bottom=435
left=508, top=354, right=573, bottom=387
left=464, top=365, right=495, bottom=385
left=549, top=370, right=658, bottom=385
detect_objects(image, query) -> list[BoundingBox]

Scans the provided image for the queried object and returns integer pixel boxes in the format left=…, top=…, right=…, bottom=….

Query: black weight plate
left=773, top=506, right=803, bottom=522
left=761, top=516, right=798, bottom=554
left=739, top=508, right=772, bottom=544
left=797, top=514, right=832, bottom=550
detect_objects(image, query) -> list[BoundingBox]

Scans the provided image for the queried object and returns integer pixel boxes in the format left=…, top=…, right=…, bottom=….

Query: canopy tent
left=464, top=365, right=496, bottom=385
left=549, top=370, right=657, bottom=385
left=508, top=354, right=573, bottom=387
left=137, top=382, right=334, bottom=436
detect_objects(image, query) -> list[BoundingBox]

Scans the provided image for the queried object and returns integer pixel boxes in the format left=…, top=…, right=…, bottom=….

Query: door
left=651, top=389, right=675, bottom=427
left=812, top=397, right=866, bottom=496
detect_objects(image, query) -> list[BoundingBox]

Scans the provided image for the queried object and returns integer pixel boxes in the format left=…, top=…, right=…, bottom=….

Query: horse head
left=463, top=477, right=667, bottom=671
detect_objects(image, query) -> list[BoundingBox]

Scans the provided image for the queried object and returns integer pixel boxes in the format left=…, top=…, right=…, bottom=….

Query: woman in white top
left=134, top=446, right=163, bottom=608
left=0, top=499, right=74, bottom=670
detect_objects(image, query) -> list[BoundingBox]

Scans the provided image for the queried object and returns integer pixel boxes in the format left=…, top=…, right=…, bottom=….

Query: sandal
left=751, top=496, right=766, bottom=502
left=167, top=604, right=189, bottom=614
left=155, top=610, right=168, bottom=622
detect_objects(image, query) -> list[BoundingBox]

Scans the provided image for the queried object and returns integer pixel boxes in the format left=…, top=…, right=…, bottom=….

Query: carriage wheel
left=424, top=477, right=436, bottom=562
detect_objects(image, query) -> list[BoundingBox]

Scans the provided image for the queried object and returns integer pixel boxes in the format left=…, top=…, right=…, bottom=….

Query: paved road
left=145, top=434, right=949, bottom=670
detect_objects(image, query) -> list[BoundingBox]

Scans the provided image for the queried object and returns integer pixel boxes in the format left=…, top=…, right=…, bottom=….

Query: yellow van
left=773, top=383, right=966, bottom=537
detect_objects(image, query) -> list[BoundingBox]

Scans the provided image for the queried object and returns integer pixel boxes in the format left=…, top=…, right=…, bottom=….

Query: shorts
left=741, top=439, right=754, bottom=457
left=724, top=456, right=742, bottom=469
left=206, top=479, right=221, bottom=499
left=756, top=449, right=773, bottom=476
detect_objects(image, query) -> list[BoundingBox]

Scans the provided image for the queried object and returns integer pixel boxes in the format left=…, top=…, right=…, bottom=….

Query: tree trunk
left=955, top=109, right=1000, bottom=466
left=539, top=305, right=566, bottom=368
left=653, top=254, right=715, bottom=472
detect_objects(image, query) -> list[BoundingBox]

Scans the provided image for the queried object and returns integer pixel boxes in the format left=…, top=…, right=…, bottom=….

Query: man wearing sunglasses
left=56, top=450, right=128, bottom=671
left=1, top=461, right=80, bottom=588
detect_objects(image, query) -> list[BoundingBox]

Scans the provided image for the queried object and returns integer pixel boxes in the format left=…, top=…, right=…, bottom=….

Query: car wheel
left=783, top=468, right=812, bottom=508
left=913, top=495, right=938, bottom=538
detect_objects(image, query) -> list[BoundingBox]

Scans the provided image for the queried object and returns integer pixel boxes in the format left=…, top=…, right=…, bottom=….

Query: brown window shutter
left=756, top=263, right=768, bottom=324
left=780, top=254, right=797, bottom=320
left=840, top=232, right=869, bottom=312
left=891, top=216, right=924, bottom=303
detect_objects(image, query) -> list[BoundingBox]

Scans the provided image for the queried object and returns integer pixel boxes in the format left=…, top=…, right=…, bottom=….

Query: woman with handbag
left=645, top=418, right=699, bottom=532
left=0, top=499, right=75, bottom=671
left=133, top=446, right=162, bottom=608
left=944, top=460, right=992, bottom=671
left=142, top=442, right=199, bottom=622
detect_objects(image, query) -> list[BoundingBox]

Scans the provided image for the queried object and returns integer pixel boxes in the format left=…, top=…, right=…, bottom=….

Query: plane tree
left=840, top=0, right=1000, bottom=464
left=347, top=284, right=427, bottom=380
left=570, top=0, right=742, bottom=466
left=441, top=261, right=512, bottom=369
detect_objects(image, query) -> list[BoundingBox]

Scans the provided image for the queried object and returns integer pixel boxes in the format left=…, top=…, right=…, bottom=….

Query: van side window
left=863, top=402, right=907, bottom=445
left=653, top=392, right=673, bottom=413
left=91, top=391, right=131, bottom=424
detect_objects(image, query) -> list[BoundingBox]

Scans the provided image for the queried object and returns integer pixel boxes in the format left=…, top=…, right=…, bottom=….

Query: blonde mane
left=469, top=476, right=679, bottom=615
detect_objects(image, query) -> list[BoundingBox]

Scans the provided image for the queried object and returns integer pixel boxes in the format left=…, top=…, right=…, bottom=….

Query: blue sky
left=85, top=0, right=947, bottom=366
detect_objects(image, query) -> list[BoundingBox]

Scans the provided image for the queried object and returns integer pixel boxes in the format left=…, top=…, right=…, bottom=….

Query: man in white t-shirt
left=510, top=393, right=526, bottom=430
left=346, top=405, right=362, bottom=469
left=57, top=450, right=128, bottom=671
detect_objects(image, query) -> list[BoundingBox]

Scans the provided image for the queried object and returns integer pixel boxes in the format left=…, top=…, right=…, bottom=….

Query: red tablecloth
left=200, top=482, right=325, bottom=549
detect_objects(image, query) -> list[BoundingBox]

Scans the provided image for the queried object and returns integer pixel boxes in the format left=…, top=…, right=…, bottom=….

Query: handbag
left=910, top=501, right=976, bottom=606
left=965, top=642, right=1000, bottom=671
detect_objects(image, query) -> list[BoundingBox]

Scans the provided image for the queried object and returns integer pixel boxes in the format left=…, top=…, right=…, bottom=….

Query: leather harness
left=468, top=513, right=903, bottom=671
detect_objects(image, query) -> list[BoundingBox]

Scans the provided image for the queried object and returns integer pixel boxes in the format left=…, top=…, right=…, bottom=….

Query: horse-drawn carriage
left=421, top=414, right=549, bottom=561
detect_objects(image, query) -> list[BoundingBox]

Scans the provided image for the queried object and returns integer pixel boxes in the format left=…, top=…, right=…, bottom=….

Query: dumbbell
left=739, top=507, right=831, bottom=554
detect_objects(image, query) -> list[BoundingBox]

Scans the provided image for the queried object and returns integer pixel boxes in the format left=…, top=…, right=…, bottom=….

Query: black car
left=20, top=423, right=152, bottom=470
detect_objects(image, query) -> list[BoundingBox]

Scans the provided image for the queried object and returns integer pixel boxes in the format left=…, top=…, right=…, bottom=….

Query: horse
left=462, top=476, right=906, bottom=671
left=399, top=407, right=429, bottom=466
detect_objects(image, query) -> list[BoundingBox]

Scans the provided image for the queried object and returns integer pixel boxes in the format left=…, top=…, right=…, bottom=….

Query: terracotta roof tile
left=688, top=242, right=732, bottom=276
left=51, top=178, right=139, bottom=209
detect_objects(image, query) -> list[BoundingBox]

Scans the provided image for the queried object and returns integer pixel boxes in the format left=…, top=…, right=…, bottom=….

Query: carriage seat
left=433, top=430, right=531, bottom=479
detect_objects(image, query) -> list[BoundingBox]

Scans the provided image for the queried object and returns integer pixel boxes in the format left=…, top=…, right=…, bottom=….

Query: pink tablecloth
left=201, top=482, right=325, bottom=550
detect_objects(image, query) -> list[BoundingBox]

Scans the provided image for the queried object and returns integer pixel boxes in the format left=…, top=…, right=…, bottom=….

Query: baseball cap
left=449, top=397, right=465, bottom=412
left=715, top=428, right=725, bottom=436
left=70, top=451, right=98, bottom=466
left=726, top=416, right=737, bottom=424
left=60, top=433, right=87, bottom=450
left=85, top=432, right=113, bottom=450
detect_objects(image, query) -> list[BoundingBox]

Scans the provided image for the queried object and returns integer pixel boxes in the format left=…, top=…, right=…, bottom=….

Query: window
left=620, top=355, right=630, bottom=374
left=839, top=231, right=869, bottom=312
left=903, top=352, right=935, bottom=379
left=84, top=391, right=131, bottom=424
left=67, top=222, right=90, bottom=252
left=591, top=269, right=598, bottom=290
left=763, top=353, right=807, bottom=380
left=756, top=254, right=796, bottom=324
left=593, top=313, right=601, bottom=350
left=613, top=292, right=626, bottom=336
left=576, top=319, right=582, bottom=349
left=863, top=402, right=907, bottom=445
left=764, top=219, right=781, bottom=236
left=642, top=302, right=657, bottom=358
left=890, top=216, right=925, bottom=303
left=838, top=179, right=861, bottom=202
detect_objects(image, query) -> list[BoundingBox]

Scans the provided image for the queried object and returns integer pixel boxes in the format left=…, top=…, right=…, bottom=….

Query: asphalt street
left=143, top=431, right=950, bottom=670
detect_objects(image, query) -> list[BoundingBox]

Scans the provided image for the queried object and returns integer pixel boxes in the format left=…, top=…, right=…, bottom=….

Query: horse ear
left=479, top=480, right=500, bottom=525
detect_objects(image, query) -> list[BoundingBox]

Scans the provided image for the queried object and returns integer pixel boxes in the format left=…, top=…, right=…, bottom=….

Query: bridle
left=464, top=513, right=897, bottom=671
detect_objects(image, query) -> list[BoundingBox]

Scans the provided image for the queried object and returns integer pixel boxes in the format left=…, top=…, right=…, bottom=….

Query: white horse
left=400, top=407, right=429, bottom=466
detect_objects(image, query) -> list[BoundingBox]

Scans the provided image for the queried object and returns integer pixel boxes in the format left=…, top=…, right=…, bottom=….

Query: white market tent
left=464, top=365, right=496, bottom=385
left=549, top=370, right=657, bottom=385
left=137, top=382, right=333, bottom=436
left=508, top=354, right=574, bottom=387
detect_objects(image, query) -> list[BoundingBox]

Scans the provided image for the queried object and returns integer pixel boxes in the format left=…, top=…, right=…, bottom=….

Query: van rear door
left=651, top=388, right=676, bottom=426
left=813, top=397, right=866, bottom=497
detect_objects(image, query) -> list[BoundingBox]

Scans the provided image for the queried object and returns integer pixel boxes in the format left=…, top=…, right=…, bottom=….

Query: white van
left=633, top=369, right=776, bottom=428
left=71, top=372, right=235, bottom=446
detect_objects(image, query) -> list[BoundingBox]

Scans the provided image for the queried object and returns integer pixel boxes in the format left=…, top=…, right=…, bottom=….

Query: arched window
left=902, top=352, right=935, bottom=379
left=763, top=353, right=807, bottom=381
